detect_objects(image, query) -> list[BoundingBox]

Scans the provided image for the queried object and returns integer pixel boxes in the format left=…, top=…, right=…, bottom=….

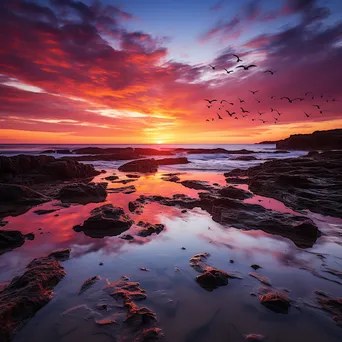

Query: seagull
left=217, top=112, right=223, bottom=120
left=241, top=114, right=248, bottom=118
left=332, top=98, right=337, bottom=102
left=249, top=90, right=259, bottom=95
left=270, top=108, right=275, bottom=112
left=281, top=97, right=298, bottom=103
left=259, top=119, right=268, bottom=123
left=304, top=112, right=311, bottom=118
left=293, top=97, right=304, bottom=101
left=218, top=107, right=222, bottom=110
left=275, top=110, right=282, bottom=116
left=320, top=110, right=323, bottom=114
left=225, top=110, right=236, bottom=117
left=271, top=96, right=276, bottom=99
left=312, top=104, right=321, bottom=109
left=251, top=118, right=255, bottom=121
left=236, top=64, right=257, bottom=70
left=224, top=68, right=233, bottom=74
left=255, top=98, right=261, bottom=103
left=207, top=105, right=212, bottom=108
left=206, top=119, right=210, bottom=121
left=205, top=99, right=217, bottom=104
left=273, top=116, right=278, bottom=121
left=240, top=107, right=249, bottom=113
left=229, top=102, right=234, bottom=105
left=234, top=117, right=238, bottom=120
left=220, top=100, right=228, bottom=104
left=238, top=98, right=245, bottom=103
left=264, top=70, right=275, bottom=75
left=258, top=111, right=265, bottom=116
left=209, top=64, right=215, bottom=70
left=233, top=54, right=242, bottom=62
left=212, top=118, right=214, bottom=121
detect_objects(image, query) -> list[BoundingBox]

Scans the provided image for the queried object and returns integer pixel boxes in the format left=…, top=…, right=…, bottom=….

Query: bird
left=264, top=70, right=275, bottom=75
left=332, top=98, right=337, bottom=102
left=206, top=105, right=212, bottom=108
left=258, top=111, right=264, bottom=116
left=238, top=98, right=245, bottom=103
left=275, top=110, right=282, bottom=116
left=206, top=119, right=210, bottom=121
left=270, top=108, right=275, bottom=112
left=293, top=97, right=304, bottom=101
left=209, top=64, right=215, bottom=70
left=259, top=119, right=267, bottom=123
left=281, top=97, right=299, bottom=103
left=224, top=68, right=233, bottom=74
left=229, top=102, right=234, bottom=105
left=217, top=112, right=223, bottom=119
left=233, top=54, right=242, bottom=62
left=249, top=90, right=259, bottom=94
left=305, top=92, right=313, bottom=96
left=218, top=107, right=222, bottom=110
left=320, top=110, right=323, bottom=114
left=211, top=118, right=214, bottom=121
left=234, top=117, right=238, bottom=120
left=205, top=99, right=217, bottom=104
left=273, top=116, right=278, bottom=121
left=312, top=104, right=321, bottom=109
left=225, top=110, right=236, bottom=117
left=240, top=107, right=249, bottom=113
left=255, top=98, right=261, bottom=103
left=236, top=64, right=257, bottom=70
left=251, top=118, right=255, bottom=121
left=241, top=114, right=248, bottom=118
left=271, top=96, right=276, bottom=99
left=304, top=112, right=311, bottom=118
left=220, top=100, right=228, bottom=104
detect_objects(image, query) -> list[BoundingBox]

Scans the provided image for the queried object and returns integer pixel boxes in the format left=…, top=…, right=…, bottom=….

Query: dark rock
left=0, top=220, right=8, bottom=227
left=42, top=149, right=55, bottom=154
left=128, top=200, right=144, bottom=214
left=276, top=129, right=342, bottom=150
left=180, top=180, right=213, bottom=191
left=161, top=175, right=180, bottom=182
left=218, top=186, right=253, bottom=200
left=25, top=233, right=35, bottom=240
left=234, top=156, right=258, bottom=161
left=249, top=272, right=271, bottom=286
left=126, top=174, right=140, bottom=179
left=225, top=177, right=249, bottom=184
left=48, top=248, right=71, bottom=261
left=73, top=204, right=134, bottom=238
left=196, top=268, right=229, bottom=291
left=107, top=185, right=136, bottom=194
left=318, top=297, right=342, bottom=327
left=260, top=292, right=291, bottom=313
left=136, top=221, right=165, bottom=237
left=0, top=230, right=34, bottom=255
left=33, top=209, right=57, bottom=215
left=104, top=175, right=119, bottom=181
left=245, top=333, right=265, bottom=341
left=224, top=169, right=248, bottom=177
left=251, top=264, right=262, bottom=270
left=100, top=170, right=106, bottom=173
left=0, top=257, right=65, bottom=341
left=111, top=179, right=136, bottom=184
left=189, top=252, right=210, bottom=272
left=181, top=209, right=187, bottom=213
left=121, top=234, right=134, bottom=241
left=125, top=301, right=157, bottom=325
left=58, top=182, right=107, bottom=204
left=79, top=276, right=100, bottom=295
left=56, top=149, right=72, bottom=154
left=229, top=259, right=234, bottom=263
left=136, top=328, right=164, bottom=341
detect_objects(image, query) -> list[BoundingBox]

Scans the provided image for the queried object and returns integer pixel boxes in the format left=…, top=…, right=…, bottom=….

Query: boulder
left=104, top=175, right=119, bottom=181
left=48, top=248, right=71, bottom=261
left=260, top=292, right=290, bottom=313
left=58, top=183, right=107, bottom=204
left=196, top=268, right=229, bottom=291
left=218, top=186, right=253, bottom=200
left=0, top=230, right=34, bottom=255
left=180, top=180, right=213, bottom=191
left=136, top=221, right=165, bottom=237
left=0, top=257, right=66, bottom=341
left=73, top=204, right=134, bottom=238
left=118, top=158, right=189, bottom=173
left=233, top=156, right=258, bottom=161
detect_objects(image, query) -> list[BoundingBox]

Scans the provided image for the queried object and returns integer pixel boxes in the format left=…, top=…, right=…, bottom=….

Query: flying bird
left=275, top=110, right=282, bottom=116
left=238, top=98, right=245, bottom=103
left=212, top=118, right=214, bottom=121
left=251, top=118, right=255, bottom=121
left=271, top=96, right=276, bottom=99
left=209, top=64, right=215, bottom=70
left=229, top=102, right=234, bottom=105
left=241, top=114, right=248, bottom=118
left=206, top=119, right=210, bottom=122
left=207, top=105, right=212, bottom=108
left=273, top=116, right=278, bottom=121
left=233, top=54, right=242, bottom=62
left=205, top=99, right=217, bottom=104
left=236, top=64, right=257, bottom=70
left=332, top=98, right=337, bottom=102
left=293, top=97, right=304, bottom=101
left=220, top=100, right=228, bottom=104
left=259, top=119, right=268, bottom=123
left=240, top=107, right=249, bottom=113
left=270, top=108, right=275, bottom=112
left=249, top=90, right=259, bottom=94
left=280, top=97, right=299, bottom=103
left=264, top=70, right=275, bottom=75
left=234, top=117, right=239, bottom=120
left=225, top=110, right=236, bottom=117
left=305, top=92, right=314, bottom=96
left=312, top=104, right=321, bottom=109
left=258, top=111, right=265, bottom=116
left=304, top=112, right=311, bottom=118
left=255, top=98, right=261, bottom=103
left=217, top=112, right=223, bottom=120
left=224, top=68, right=233, bottom=74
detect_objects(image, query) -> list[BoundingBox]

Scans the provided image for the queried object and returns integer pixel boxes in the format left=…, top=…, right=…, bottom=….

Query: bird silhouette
left=207, top=105, right=212, bottom=108
left=271, top=96, right=276, bottom=99
left=251, top=118, right=255, bottom=121
left=218, top=107, right=222, bottom=110
left=220, top=100, right=228, bottom=104
left=332, top=98, right=337, bottom=102
left=258, top=111, right=265, bottom=116
left=224, top=68, right=233, bottom=74
left=234, top=117, right=238, bottom=120
left=236, top=64, right=257, bottom=70
left=312, top=104, right=321, bottom=109
left=249, top=90, right=259, bottom=94
left=233, top=54, right=242, bottom=62
left=273, top=116, right=278, bottom=121
left=206, top=119, right=210, bottom=122
left=209, top=64, right=215, bottom=70
left=293, top=97, right=304, bottom=101
left=240, top=107, right=249, bottom=113
left=270, top=108, right=275, bottom=112
left=320, top=110, right=323, bottom=114
left=255, top=98, right=261, bottom=103
left=212, top=118, right=214, bottom=121
left=264, top=70, right=275, bottom=75
left=225, top=110, right=236, bottom=117
left=259, top=119, right=267, bottom=123
left=217, top=112, right=223, bottom=120
left=205, top=99, right=217, bottom=104
left=275, top=110, right=282, bottom=116
left=241, top=114, right=248, bottom=118
left=305, top=92, right=313, bottom=96
left=238, top=98, right=245, bottom=103
left=229, top=102, right=234, bottom=105
left=304, top=112, right=311, bottom=118
left=281, top=97, right=300, bottom=103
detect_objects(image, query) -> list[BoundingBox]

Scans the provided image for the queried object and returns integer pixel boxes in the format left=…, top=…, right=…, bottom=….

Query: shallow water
left=1, top=169, right=342, bottom=342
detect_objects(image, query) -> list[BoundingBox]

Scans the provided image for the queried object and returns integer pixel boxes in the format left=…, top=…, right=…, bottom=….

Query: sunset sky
left=0, top=0, right=341, bottom=144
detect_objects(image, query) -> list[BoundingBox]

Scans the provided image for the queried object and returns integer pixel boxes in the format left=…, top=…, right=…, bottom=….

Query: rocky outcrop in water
left=118, top=158, right=189, bottom=173
left=136, top=221, right=165, bottom=237
left=58, top=183, right=107, bottom=204
left=0, top=230, right=34, bottom=255
left=0, top=256, right=66, bottom=342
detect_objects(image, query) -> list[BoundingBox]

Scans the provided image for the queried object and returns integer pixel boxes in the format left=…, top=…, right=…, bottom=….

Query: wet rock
left=260, top=292, right=291, bottom=314
left=251, top=264, right=262, bottom=270
left=48, top=248, right=71, bottom=261
left=181, top=209, right=187, bottom=213
left=33, top=209, right=57, bottom=215
left=112, top=179, right=136, bottom=184
left=161, top=175, right=180, bottom=182
left=181, top=247, right=186, bottom=250
left=0, top=230, right=34, bottom=256
left=218, top=186, right=253, bottom=200
left=128, top=200, right=144, bottom=214
left=140, top=267, right=149, bottom=272
left=0, top=256, right=65, bottom=341
left=126, top=174, right=140, bottom=179
left=249, top=272, right=271, bottom=286
left=224, top=169, right=248, bottom=177
left=104, top=175, right=119, bottom=181
left=109, top=280, right=147, bottom=302
left=234, top=156, right=258, bottom=161
left=225, top=177, right=249, bottom=184
left=107, top=185, right=136, bottom=194
left=100, top=170, right=107, bottom=173
left=73, top=204, right=134, bottom=238
left=180, top=180, right=213, bottom=191
left=190, top=252, right=210, bottom=272
left=79, top=276, right=100, bottom=295
left=125, top=301, right=157, bottom=326
left=136, top=327, right=164, bottom=341
left=58, top=182, right=107, bottom=204
left=229, top=259, right=234, bottom=263
left=121, top=234, right=134, bottom=241
left=245, top=333, right=265, bottom=341
left=196, top=267, right=229, bottom=291
left=317, top=297, right=342, bottom=327
left=136, top=221, right=165, bottom=237
left=0, top=220, right=8, bottom=227
left=314, top=290, right=329, bottom=297
left=324, top=268, right=342, bottom=279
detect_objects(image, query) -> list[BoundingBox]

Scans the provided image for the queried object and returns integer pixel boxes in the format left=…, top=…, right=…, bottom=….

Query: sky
left=0, top=0, right=341, bottom=144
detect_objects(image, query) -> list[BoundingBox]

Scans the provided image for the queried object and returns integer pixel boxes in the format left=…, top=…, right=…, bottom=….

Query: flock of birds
left=204, top=54, right=337, bottom=124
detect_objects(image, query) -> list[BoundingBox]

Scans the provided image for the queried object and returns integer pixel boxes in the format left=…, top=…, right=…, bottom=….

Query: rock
left=218, top=186, right=253, bottom=200
left=234, top=156, right=258, bottom=161
left=0, top=230, right=34, bottom=255
left=189, top=252, right=211, bottom=273
left=180, top=180, right=213, bottom=191
left=99, top=262, right=104, bottom=266
left=229, top=259, right=234, bottom=263
left=121, top=234, right=134, bottom=241
left=79, top=276, right=100, bottom=295
left=140, top=267, right=149, bottom=272
left=317, top=297, right=342, bottom=327
left=56, top=149, right=72, bottom=154
left=136, top=221, right=165, bottom=237
left=0, top=256, right=65, bottom=341
left=225, top=177, right=249, bottom=184
left=136, top=327, right=164, bottom=341
left=249, top=272, right=271, bottom=286
left=42, top=149, right=55, bottom=154
left=109, top=279, right=147, bottom=302
left=0, top=220, right=8, bottom=227
left=260, top=292, right=291, bottom=313
left=58, top=182, right=107, bottom=204
left=33, top=209, right=57, bottom=215
left=161, top=175, right=180, bottom=182
left=100, top=170, right=107, bottom=173
left=128, top=200, right=144, bottom=214
left=247, top=151, right=342, bottom=218
left=251, top=264, right=262, bottom=270
left=126, top=174, right=140, bottom=179
left=314, top=290, right=329, bottom=297
left=73, top=204, right=134, bottom=238
left=104, top=175, right=119, bottom=181
left=125, top=301, right=157, bottom=326
left=181, top=247, right=186, bottom=250
left=196, top=267, right=229, bottom=291
left=245, top=333, right=265, bottom=341
left=48, top=248, right=71, bottom=261
left=276, top=129, right=342, bottom=150
left=181, top=209, right=187, bottom=213
left=112, top=179, right=136, bottom=184
left=107, top=185, right=136, bottom=194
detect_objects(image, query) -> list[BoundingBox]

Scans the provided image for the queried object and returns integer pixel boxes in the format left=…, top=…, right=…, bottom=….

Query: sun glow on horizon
left=156, top=140, right=163, bottom=144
